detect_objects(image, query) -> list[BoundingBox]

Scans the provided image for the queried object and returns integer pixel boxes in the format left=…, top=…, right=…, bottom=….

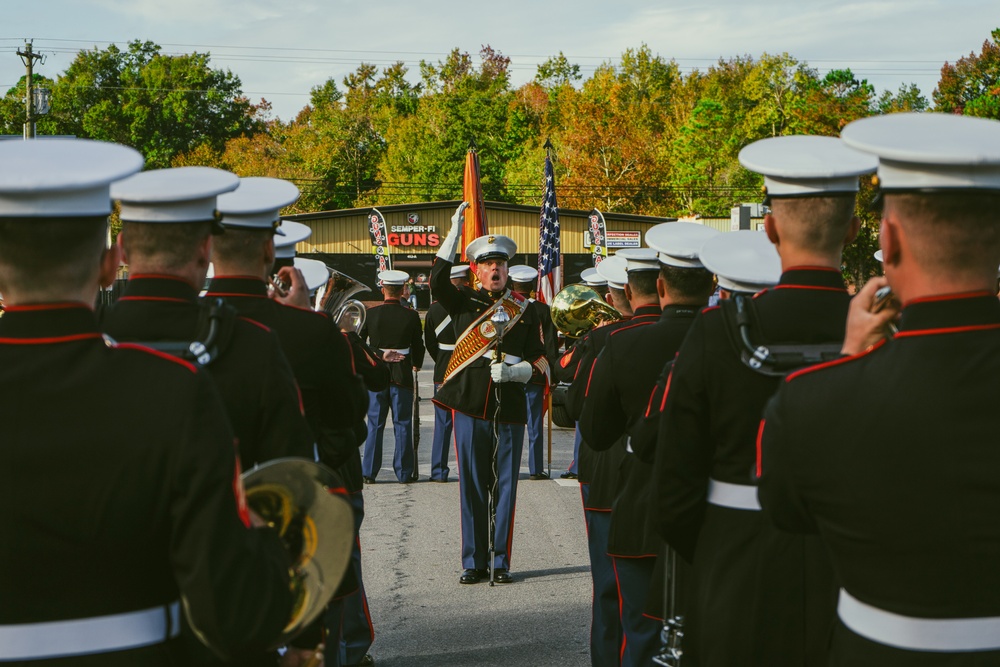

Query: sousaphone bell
left=241, top=458, right=354, bottom=647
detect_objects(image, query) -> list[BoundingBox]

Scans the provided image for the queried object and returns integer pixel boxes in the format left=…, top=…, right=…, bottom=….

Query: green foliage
left=876, top=83, right=929, bottom=114
left=934, top=28, right=1000, bottom=119
left=0, top=41, right=263, bottom=168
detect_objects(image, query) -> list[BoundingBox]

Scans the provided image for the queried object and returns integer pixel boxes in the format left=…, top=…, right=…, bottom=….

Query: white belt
left=838, top=589, right=1000, bottom=652
left=706, top=479, right=761, bottom=511
left=470, top=347, right=522, bottom=365
left=380, top=347, right=410, bottom=355
left=0, top=601, right=181, bottom=660
left=437, top=343, right=456, bottom=351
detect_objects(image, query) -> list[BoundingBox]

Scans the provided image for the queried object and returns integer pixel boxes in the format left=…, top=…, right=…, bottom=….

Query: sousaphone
left=241, top=458, right=354, bottom=647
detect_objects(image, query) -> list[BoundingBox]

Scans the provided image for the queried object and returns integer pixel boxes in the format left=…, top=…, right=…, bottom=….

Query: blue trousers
left=453, top=411, right=524, bottom=570
left=338, top=491, right=374, bottom=665
left=583, top=484, right=622, bottom=667
left=363, top=385, right=413, bottom=482
left=568, top=424, right=582, bottom=474
left=613, top=555, right=661, bottom=667
left=524, top=383, right=546, bottom=475
left=430, top=383, right=452, bottom=482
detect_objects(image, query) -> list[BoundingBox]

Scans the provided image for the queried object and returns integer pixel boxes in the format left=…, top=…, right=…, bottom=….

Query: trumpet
left=550, top=284, right=623, bottom=339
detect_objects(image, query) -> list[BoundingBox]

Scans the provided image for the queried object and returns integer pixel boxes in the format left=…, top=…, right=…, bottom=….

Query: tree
left=1, top=41, right=265, bottom=168
left=876, top=83, right=929, bottom=114
left=934, top=28, right=1000, bottom=119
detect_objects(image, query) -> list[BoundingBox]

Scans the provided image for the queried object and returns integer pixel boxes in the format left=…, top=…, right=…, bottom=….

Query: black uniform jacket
left=362, top=298, right=425, bottom=389
left=424, top=300, right=457, bottom=384
left=346, top=330, right=390, bottom=393
left=759, top=293, right=1000, bottom=666
left=101, top=275, right=313, bottom=470
left=430, top=259, right=546, bottom=424
left=655, top=268, right=851, bottom=560
left=581, top=305, right=699, bottom=557
left=526, top=298, right=559, bottom=387
left=205, top=276, right=366, bottom=471
left=0, top=304, right=292, bottom=665
left=571, top=306, right=661, bottom=510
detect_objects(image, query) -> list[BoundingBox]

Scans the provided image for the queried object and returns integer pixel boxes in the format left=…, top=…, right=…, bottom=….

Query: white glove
left=490, top=360, right=533, bottom=383
left=436, top=201, right=468, bottom=261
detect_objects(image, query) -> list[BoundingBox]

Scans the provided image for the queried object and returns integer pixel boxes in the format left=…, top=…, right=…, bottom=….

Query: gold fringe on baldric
left=441, top=289, right=528, bottom=384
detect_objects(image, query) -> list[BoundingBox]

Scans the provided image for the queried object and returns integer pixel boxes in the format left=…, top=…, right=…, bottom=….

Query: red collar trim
left=205, top=291, right=267, bottom=300
left=116, top=296, right=189, bottom=304
left=773, top=284, right=848, bottom=293
left=2, top=302, right=91, bottom=313
left=129, top=273, right=191, bottom=283
left=904, top=290, right=995, bottom=307
left=784, top=265, right=841, bottom=273
left=894, top=322, right=1000, bottom=338
left=212, top=274, right=266, bottom=281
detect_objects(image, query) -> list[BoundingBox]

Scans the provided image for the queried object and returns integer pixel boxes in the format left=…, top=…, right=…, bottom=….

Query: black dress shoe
left=430, top=477, right=448, bottom=483
left=529, top=471, right=550, bottom=480
left=363, top=476, right=376, bottom=484
left=493, top=569, right=513, bottom=584
left=459, top=568, right=487, bottom=584
left=559, top=471, right=578, bottom=479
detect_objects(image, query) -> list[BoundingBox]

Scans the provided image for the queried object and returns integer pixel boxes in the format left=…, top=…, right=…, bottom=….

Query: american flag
left=536, top=155, right=561, bottom=304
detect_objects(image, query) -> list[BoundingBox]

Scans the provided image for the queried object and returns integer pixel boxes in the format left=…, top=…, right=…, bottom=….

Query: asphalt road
left=357, top=368, right=592, bottom=666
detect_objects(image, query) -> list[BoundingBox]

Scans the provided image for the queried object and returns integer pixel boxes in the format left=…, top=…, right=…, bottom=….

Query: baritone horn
left=241, top=458, right=354, bottom=648
left=316, top=268, right=370, bottom=333
left=550, top=284, right=623, bottom=339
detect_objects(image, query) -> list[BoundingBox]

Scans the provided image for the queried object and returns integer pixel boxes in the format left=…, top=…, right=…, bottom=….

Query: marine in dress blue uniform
left=0, top=139, right=294, bottom=666
left=508, top=264, right=559, bottom=480
left=759, top=113, right=1000, bottom=666
left=207, top=180, right=372, bottom=667
left=430, top=203, right=547, bottom=584
left=655, top=136, right=877, bottom=666
left=581, top=233, right=716, bottom=667
left=423, top=264, right=471, bottom=482
left=361, top=269, right=425, bottom=483
left=564, top=255, right=646, bottom=667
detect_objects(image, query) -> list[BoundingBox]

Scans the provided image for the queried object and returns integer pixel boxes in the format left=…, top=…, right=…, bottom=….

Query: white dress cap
left=113, top=166, right=239, bottom=223
left=874, top=249, right=884, bottom=263
left=841, top=113, right=1000, bottom=192
left=450, top=265, right=471, bottom=280
left=580, top=267, right=607, bottom=287
left=466, top=234, right=517, bottom=262
left=596, top=255, right=628, bottom=289
left=378, top=269, right=409, bottom=286
left=645, top=221, right=721, bottom=268
left=700, top=230, right=781, bottom=294
left=739, top=135, right=877, bottom=201
left=293, top=257, right=330, bottom=295
left=217, top=177, right=300, bottom=233
left=273, top=221, right=313, bottom=258
left=508, top=264, right=539, bottom=283
left=615, top=247, right=660, bottom=273
left=0, top=138, right=143, bottom=217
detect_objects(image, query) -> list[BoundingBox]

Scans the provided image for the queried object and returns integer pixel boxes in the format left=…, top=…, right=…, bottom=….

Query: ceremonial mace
left=488, top=305, right=511, bottom=587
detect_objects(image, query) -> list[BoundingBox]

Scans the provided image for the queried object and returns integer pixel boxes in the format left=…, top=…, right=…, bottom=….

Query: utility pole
left=17, top=41, right=44, bottom=139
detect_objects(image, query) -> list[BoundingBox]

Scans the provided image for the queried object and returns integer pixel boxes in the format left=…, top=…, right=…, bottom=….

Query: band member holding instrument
left=759, top=113, right=1000, bottom=665
left=0, top=139, right=294, bottom=665
left=360, top=269, right=425, bottom=484
left=207, top=178, right=372, bottom=667
left=562, top=254, right=649, bottom=667
left=508, top=265, right=559, bottom=481
left=654, top=136, right=876, bottom=666
left=104, top=170, right=314, bottom=473
left=581, top=229, right=716, bottom=667
left=424, top=264, right=472, bottom=483
left=430, top=202, right=547, bottom=585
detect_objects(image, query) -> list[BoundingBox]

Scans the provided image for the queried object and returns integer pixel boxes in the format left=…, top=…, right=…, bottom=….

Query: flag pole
left=542, top=137, right=555, bottom=476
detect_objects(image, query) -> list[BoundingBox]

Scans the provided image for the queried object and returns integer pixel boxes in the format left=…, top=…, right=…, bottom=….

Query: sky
left=2, top=1, right=997, bottom=122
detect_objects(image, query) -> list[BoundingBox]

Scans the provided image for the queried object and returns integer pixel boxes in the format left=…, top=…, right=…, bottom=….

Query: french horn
left=550, top=284, right=623, bottom=339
